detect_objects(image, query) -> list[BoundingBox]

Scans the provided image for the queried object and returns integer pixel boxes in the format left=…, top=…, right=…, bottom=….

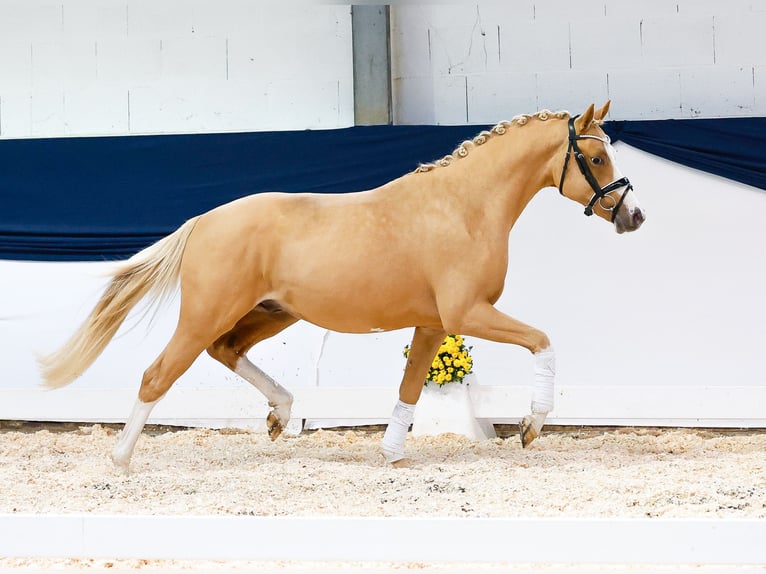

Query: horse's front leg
left=381, top=326, right=445, bottom=464
left=454, top=301, right=554, bottom=448
left=520, top=346, right=555, bottom=447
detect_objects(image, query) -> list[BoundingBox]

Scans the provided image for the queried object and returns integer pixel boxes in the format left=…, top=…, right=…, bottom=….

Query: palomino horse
left=40, top=102, right=645, bottom=471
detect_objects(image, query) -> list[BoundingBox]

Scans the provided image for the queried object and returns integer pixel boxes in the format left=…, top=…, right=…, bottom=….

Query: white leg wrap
left=532, top=346, right=556, bottom=414
left=235, top=358, right=293, bottom=424
left=381, top=400, right=416, bottom=463
left=111, top=398, right=159, bottom=472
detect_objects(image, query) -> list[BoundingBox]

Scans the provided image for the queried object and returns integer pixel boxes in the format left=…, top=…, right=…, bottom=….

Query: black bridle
left=558, top=116, right=632, bottom=221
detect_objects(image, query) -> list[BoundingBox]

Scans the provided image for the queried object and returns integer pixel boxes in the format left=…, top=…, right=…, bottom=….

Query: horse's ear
left=574, top=104, right=596, bottom=132
left=595, top=100, right=611, bottom=121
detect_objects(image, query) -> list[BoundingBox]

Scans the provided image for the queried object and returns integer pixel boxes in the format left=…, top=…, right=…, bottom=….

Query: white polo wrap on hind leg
left=111, top=397, right=160, bottom=472
left=381, top=400, right=416, bottom=463
left=532, top=346, right=556, bottom=414
left=235, top=357, right=293, bottom=426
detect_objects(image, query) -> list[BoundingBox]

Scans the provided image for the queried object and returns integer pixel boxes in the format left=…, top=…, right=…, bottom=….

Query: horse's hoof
left=267, top=412, right=284, bottom=441
left=110, top=453, right=131, bottom=475
left=519, top=415, right=539, bottom=448
left=390, top=458, right=411, bottom=468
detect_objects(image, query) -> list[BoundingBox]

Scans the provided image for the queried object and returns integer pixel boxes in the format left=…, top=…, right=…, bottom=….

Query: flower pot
left=411, top=374, right=496, bottom=440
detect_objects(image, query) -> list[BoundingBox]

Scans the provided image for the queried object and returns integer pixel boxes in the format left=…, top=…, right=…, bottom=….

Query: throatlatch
left=558, top=116, right=632, bottom=221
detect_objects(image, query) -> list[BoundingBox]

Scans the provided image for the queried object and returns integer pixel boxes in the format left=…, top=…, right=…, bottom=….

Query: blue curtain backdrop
left=604, top=118, right=766, bottom=192
left=1, top=118, right=763, bottom=261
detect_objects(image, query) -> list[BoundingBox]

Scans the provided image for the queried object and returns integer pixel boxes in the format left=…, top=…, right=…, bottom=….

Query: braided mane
left=414, top=109, right=571, bottom=173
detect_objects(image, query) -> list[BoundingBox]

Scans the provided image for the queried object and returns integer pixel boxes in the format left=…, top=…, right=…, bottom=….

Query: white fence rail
left=3, top=385, right=765, bottom=429
left=2, top=514, right=765, bottom=565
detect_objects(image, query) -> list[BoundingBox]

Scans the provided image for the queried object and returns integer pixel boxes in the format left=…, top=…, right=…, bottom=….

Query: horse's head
left=556, top=101, right=645, bottom=234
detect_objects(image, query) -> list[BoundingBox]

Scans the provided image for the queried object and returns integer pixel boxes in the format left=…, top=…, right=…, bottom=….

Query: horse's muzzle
left=615, top=206, right=646, bottom=234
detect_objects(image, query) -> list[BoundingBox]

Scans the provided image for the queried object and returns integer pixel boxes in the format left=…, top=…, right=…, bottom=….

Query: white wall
left=0, top=1, right=353, bottom=138
left=3, top=1, right=764, bottom=135
left=391, top=1, right=766, bottom=123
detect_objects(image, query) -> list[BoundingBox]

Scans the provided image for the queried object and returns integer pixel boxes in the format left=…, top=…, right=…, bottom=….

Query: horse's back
left=180, top=187, right=443, bottom=332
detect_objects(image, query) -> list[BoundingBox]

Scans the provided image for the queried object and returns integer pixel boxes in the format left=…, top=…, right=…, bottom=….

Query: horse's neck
left=439, top=121, right=563, bottom=231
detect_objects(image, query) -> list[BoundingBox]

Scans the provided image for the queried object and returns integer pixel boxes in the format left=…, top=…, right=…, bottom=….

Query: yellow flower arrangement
left=403, top=334, right=474, bottom=386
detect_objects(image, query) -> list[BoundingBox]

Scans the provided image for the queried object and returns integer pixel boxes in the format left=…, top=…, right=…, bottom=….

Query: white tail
left=38, top=217, right=199, bottom=389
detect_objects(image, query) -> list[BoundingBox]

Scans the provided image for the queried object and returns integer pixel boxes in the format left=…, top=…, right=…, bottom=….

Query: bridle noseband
left=558, top=116, right=632, bottom=221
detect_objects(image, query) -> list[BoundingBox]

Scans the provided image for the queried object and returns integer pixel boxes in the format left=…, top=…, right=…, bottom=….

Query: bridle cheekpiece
left=558, top=115, right=632, bottom=221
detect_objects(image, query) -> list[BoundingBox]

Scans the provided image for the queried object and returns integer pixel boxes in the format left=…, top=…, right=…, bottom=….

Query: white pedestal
left=411, top=375, right=496, bottom=440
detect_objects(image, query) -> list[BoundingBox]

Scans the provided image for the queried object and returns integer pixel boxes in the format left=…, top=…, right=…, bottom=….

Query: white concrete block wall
left=569, top=18, right=643, bottom=70
left=681, top=66, right=756, bottom=117
left=0, top=1, right=353, bottom=138
left=33, top=39, right=98, bottom=88
left=393, top=75, right=467, bottom=124
left=392, top=1, right=766, bottom=123
left=5, top=1, right=762, bottom=135
left=607, top=68, right=682, bottom=119
left=715, top=12, right=766, bottom=66
left=640, top=17, right=714, bottom=68
left=96, top=37, right=162, bottom=86
left=536, top=70, right=609, bottom=116
left=500, top=19, right=571, bottom=72
left=467, top=73, right=536, bottom=124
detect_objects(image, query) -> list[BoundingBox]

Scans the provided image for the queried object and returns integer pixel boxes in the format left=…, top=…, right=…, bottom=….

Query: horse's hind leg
left=111, top=330, right=209, bottom=472
left=112, top=287, right=262, bottom=472
left=207, top=305, right=299, bottom=440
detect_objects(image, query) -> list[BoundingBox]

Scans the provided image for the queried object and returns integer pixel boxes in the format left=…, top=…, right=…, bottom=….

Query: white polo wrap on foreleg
left=381, top=400, right=416, bottom=463
left=532, top=346, right=556, bottom=414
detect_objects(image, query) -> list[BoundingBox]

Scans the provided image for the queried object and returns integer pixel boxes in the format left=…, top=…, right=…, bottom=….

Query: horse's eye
left=591, top=156, right=604, bottom=166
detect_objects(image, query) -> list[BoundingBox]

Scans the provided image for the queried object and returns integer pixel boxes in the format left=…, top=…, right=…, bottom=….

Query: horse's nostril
left=632, top=208, right=645, bottom=226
